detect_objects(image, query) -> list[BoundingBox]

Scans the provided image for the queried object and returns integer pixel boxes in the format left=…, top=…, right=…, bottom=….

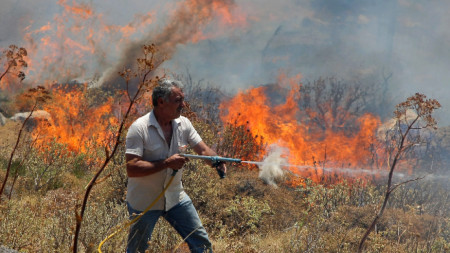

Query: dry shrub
left=1, top=139, right=449, bottom=253
left=180, top=106, right=448, bottom=253
left=0, top=84, right=449, bottom=253
left=0, top=197, right=43, bottom=251
left=215, top=120, right=266, bottom=164
left=145, top=219, right=187, bottom=252
left=78, top=199, right=128, bottom=253
left=283, top=183, right=450, bottom=253
left=0, top=189, right=76, bottom=252
left=182, top=158, right=305, bottom=251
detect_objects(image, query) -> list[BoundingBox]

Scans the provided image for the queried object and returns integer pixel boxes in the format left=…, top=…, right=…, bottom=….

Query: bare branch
left=0, top=45, right=28, bottom=82
left=358, top=93, right=440, bottom=252
left=72, top=44, right=162, bottom=252
left=0, top=87, right=50, bottom=202
left=388, top=176, right=425, bottom=194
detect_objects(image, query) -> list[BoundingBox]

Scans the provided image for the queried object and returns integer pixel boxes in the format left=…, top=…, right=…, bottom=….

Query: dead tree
left=358, top=93, right=441, bottom=252
left=0, top=45, right=27, bottom=82
left=298, top=77, right=381, bottom=135
left=0, top=87, right=50, bottom=203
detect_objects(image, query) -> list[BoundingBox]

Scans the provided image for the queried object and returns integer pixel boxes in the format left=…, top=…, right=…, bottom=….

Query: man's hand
left=165, top=154, right=188, bottom=170
left=216, top=162, right=227, bottom=178
left=193, top=141, right=229, bottom=178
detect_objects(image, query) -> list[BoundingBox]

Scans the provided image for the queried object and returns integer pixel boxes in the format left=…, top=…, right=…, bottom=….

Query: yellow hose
left=98, top=173, right=176, bottom=253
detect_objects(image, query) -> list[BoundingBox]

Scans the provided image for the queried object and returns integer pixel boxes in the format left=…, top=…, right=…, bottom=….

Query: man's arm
left=192, top=141, right=227, bottom=174
left=126, top=153, right=187, bottom=177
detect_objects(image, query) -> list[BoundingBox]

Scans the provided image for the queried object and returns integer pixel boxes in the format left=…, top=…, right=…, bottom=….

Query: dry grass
left=0, top=155, right=449, bottom=252
left=0, top=110, right=449, bottom=253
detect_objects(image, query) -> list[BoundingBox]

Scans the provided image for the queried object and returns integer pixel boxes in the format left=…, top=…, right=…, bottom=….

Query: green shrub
left=224, top=195, right=272, bottom=236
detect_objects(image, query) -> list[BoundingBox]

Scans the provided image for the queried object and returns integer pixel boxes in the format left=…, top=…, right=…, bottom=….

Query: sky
left=1, top=0, right=449, bottom=125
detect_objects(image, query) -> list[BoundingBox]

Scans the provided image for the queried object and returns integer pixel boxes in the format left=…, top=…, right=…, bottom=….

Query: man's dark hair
left=152, top=79, right=184, bottom=107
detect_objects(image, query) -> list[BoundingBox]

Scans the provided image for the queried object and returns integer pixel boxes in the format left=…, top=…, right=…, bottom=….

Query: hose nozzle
left=180, top=154, right=241, bottom=179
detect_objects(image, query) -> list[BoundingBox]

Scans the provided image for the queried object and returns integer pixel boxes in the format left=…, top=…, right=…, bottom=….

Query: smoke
left=98, top=0, right=236, bottom=86
left=252, top=142, right=449, bottom=186
left=1, top=0, right=449, bottom=125
left=256, top=150, right=449, bottom=186
left=257, top=144, right=287, bottom=187
left=168, top=0, right=450, bottom=125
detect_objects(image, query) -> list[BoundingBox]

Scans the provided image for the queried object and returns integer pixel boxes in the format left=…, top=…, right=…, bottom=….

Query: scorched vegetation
left=0, top=46, right=449, bottom=253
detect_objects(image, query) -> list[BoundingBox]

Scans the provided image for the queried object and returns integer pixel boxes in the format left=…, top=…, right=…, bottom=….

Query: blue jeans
left=126, top=195, right=212, bottom=253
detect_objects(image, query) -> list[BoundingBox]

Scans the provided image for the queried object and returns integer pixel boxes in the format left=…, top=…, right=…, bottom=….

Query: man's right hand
left=164, top=154, right=188, bottom=170
left=126, top=154, right=188, bottom=177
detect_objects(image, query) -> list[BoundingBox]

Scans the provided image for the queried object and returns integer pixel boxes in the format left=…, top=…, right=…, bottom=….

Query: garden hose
left=97, top=170, right=178, bottom=253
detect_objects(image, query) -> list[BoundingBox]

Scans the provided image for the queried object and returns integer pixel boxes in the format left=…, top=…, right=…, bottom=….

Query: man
left=125, top=78, right=226, bottom=253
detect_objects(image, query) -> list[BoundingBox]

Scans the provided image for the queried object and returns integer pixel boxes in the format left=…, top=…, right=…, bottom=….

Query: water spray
left=181, top=150, right=288, bottom=185
left=183, top=150, right=429, bottom=184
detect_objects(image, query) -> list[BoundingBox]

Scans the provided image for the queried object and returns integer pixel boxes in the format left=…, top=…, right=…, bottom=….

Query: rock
left=10, top=110, right=52, bottom=130
left=0, top=245, right=19, bottom=253
left=0, top=112, right=6, bottom=126
left=10, top=110, right=51, bottom=122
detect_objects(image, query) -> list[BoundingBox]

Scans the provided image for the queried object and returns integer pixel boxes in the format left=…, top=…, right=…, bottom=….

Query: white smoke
left=1, top=0, right=449, bottom=125
left=258, top=144, right=287, bottom=187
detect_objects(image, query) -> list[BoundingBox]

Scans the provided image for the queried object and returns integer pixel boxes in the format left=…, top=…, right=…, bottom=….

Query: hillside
left=0, top=117, right=449, bottom=252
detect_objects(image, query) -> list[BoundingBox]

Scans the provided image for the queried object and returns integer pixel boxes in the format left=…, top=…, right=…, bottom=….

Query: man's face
left=160, top=87, right=185, bottom=120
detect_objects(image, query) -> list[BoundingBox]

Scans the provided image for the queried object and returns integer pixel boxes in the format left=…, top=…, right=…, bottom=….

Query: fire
left=21, top=0, right=155, bottom=87
left=181, top=0, right=246, bottom=43
left=4, top=0, right=240, bottom=158
left=33, top=86, right=118, bottom=154
left=58, top=0, right=93, bottom=18
left=11, top=0, right=240, bottom=89
left=0, top=73, right=20, bottom=92
left=219, top=74, right=383, bottom=184
left=212, top=1, right=247, bottom=27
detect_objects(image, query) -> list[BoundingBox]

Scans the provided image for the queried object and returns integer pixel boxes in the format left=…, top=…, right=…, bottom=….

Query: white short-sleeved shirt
left=125, top=111, right=202, bottom=211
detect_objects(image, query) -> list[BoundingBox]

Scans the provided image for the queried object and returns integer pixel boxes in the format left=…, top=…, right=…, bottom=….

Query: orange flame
left=21, top=0, right=154, bottom=87
left=181, top=0, right=246, bottom=43
left=13, top=0, right=241, bottom=161
left=15, top=0, right=239, bottom=89
left=220, top=74, right=383, bottom=184
left=33, top=86, right=118, bottom=154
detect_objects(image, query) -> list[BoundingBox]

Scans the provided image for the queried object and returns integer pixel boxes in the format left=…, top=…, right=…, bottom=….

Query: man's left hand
left=216, top=162, right=227, bottom=178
